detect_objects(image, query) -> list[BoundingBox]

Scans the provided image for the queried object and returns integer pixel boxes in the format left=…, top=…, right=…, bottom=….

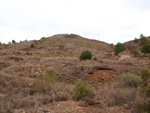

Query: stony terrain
left=0, top=34, right=149, bottom=113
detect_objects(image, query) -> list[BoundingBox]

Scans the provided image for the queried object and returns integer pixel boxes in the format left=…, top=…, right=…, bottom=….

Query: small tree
left=12, top=40, right=16, bottom=44
left=133, top=51, right=139, bottom=56
left=134, top=38, right=139, bottom=43
left=141, top=44, right=150, bottom=54
left=30, top=43, right=34, bottom=48
left=72, top=79, right=93, bottom=100
left=140, top=33, right=145, bottom=39
left=80, top=50, right=92, bottom=60
left=139, top=34, right=148, bottom=45
left=114, top=42, right=126, bottom=56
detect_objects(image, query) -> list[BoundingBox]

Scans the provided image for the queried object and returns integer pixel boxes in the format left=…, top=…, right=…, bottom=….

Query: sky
left=0, top=0, right=150, bottom=44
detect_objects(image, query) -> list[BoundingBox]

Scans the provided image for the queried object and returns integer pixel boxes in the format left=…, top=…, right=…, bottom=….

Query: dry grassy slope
left=0, top=34, right=113, bottom=58
left=0, top=34, right=150, bottom=113
left=34, top=34, right=113, bottom=58
left=0, top=34, right=114, bottom=84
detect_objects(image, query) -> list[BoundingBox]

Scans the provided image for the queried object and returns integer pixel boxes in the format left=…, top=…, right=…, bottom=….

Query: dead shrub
left=0, top=77, right=7, bottom=87
left=94, top=83, right=136, bottom=106
left=50, top=82, right=73, bottom=101
left=15, top=96, right=36, bottom=109
left=0, top=100, right=13, bottom=113
left=10, top=78, right=23, bottom=88
left=0, top=101, right=4, bottom=113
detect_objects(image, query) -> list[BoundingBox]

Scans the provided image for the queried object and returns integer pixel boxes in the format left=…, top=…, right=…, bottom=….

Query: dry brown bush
left=15, top=96, right=36, bottom=109
left=94, top=83, right=136, bottom=106
left=50, top=82, right=73, bottom=101
left=10, top=78, right=23, bottom=87
left=0, top=100, right=13, bottom=113
left=0, top=77, right=7, bottom=88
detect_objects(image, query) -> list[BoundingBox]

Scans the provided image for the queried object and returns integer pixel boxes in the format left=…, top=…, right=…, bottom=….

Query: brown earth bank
left=0, top=34, right=149, bottom=113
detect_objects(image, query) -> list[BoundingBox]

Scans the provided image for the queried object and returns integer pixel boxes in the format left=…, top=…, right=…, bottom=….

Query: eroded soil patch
left=88, top=70, right=116, bottom=86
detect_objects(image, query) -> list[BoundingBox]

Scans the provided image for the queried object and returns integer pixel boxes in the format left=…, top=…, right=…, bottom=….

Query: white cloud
left=0, top=0, right=150, bottom=44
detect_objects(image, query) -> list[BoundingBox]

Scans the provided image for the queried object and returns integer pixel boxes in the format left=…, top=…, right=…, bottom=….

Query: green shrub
left=141, top=44, right=150, bottom=54
left=114, top=42, right=126, bottom=56
left=134, top=85, right=150, bottom=113
left=139, top=34, right=148, bottom=45
left=134, top=38, right=139, bottom=43
left=30, top=43, right=34, bottom=48
left=140, top=38, right=148, bottom=45
left=30, top=49, right=37, bottom=52
left=134, top=67, right=150, bottom=112
left=12, top=40, right=16, bottom=44
left=32, top=69, right=58, bottom=94
left=134, top=101, right=150, bottom=113
left=0, top=64, right=3, bottom=71
left=133, top=51, right=139, bottom=56
left=140, top=33, right=146, bottom=39
left=118, top=73, right=142, bottom=87
left=93, top=57, right=97, bottom=61
left=141, top=69, right=150, bottom=80
left=72, top=79, right=93, bottom=100
left=80, top=50, right=92, bottom=60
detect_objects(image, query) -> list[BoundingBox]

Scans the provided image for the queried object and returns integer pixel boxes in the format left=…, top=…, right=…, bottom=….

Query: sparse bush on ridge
left=40, top=38, right=50, bottom=42
left=114, top=42, right=126, bottom=56
left=12, top=40, right=16, bottom=44
left=80, top=50, right=92, bottom=60
left=72, top=79, right=93, bottom=100
left=140, top=33, right=146, bottom=39
left=118, top=73, right=142, bottom=87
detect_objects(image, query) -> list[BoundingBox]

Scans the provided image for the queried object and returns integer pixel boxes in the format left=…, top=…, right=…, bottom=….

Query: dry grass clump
left=0, top=77, right=7, bottom=88
left=0, top=100, right=13, bottom=113
left=50, top=82, right=73, bottom=101
left=15, top=96, right=36, bottom=109
left=118, top=73, right=142, bottom=87
left=94, top=83, right=136, bottom=106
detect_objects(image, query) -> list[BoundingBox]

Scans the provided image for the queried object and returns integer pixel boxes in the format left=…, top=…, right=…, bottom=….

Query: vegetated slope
left=124, top=36, right=150, bottom=55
